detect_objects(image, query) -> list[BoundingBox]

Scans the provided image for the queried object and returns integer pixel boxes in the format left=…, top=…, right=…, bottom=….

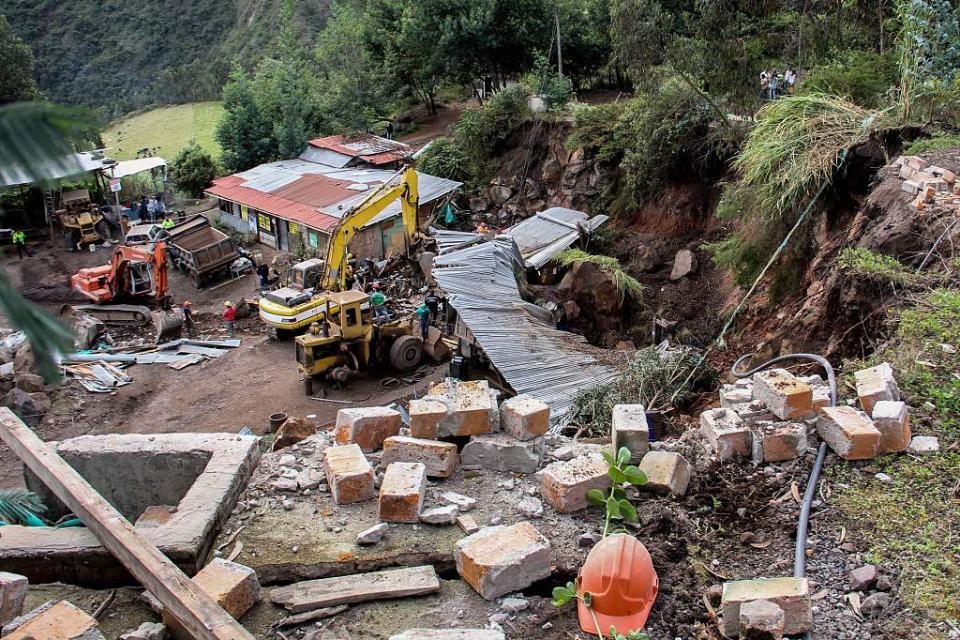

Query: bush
left=837, top=247, right=923, bottom=286
left=522, top=52, right=574, bottom=109
left=450, top=86, right=531, bottom=183
left=802, top=50, right=898, bottom=108
left=906, top=133, right=960, bottom=155
left=171, top=142, right=219, bottom=198
left=416, top=136, right=470, bottom=182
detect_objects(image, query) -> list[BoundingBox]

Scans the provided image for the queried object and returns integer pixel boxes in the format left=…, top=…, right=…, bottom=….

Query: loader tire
left=389, top=335, right=423, bottom=373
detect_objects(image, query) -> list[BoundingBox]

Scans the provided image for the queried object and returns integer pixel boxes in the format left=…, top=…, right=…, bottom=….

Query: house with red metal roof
left=206, top=143, right=460, bottom=259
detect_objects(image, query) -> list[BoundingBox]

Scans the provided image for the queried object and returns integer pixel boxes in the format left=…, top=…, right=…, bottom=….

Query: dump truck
left=165, top=215, right=240, bottom=287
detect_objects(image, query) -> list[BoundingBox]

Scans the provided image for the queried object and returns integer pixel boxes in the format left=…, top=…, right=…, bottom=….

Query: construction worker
left=223, top=301, right=236, bottom=337
left=370, top=282, right=389, bottom=323
left=11, top=229, right=28, bottom=260
left=160, top=215, right=175, bottom=230
left=576, top=534, right=658, bottom=635
left=424, top=288, right=440, bottom=324
left=182, top=301, right=195, bottom=337
left=416, top=302, right=430, bottom=340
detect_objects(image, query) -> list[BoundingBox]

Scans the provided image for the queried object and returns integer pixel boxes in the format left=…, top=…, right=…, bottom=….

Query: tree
left=0, top=15, right=40, bottom=104
left=170, top=142, right=218, bottom=198
left=216, top=68, right=276, bottom=173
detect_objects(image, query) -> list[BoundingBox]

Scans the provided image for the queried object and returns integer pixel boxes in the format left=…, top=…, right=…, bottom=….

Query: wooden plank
left=0, top=408, right=255, bottom=640
left=269, top=565, right=440, bottom=613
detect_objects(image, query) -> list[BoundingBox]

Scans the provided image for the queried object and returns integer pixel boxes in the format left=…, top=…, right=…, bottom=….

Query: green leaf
left=586, top=488, right=607, bottom=507
left=612, top=486, right=627, bottom=500
left=624, top=466, right=648, bottom=486
left=601, top=450, right=617, bottom=468
left=619, top=499, right=638, bottom=522
left=606, top=495, right=621, bottom=519
left=608, top=466, right=626, bottom=484
left=617, top=446, right=632, bottom=465
left=551, top=585, right=574, bottom=607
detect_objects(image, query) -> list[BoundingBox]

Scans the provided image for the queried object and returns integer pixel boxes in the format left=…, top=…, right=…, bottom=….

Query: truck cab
left=125, top=223, right=168, bottom=246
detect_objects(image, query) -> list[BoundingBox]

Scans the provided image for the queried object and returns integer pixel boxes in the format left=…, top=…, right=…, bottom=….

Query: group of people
left=760, top=67, right=797, bottom=100
left=135, top=194, right=166, bottom=223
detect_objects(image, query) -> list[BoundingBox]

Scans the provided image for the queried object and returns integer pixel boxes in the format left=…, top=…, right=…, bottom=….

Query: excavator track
left=69, top=304, right=153, bottom=325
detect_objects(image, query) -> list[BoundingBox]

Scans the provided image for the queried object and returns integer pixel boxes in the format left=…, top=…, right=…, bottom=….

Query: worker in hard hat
left=576, top=534, right=658, bottom=636
left=223, top=301, right=236, bottom=338
left=370, top=281, right=389, bottom=323
left=182, top=301, right=195, bottom=337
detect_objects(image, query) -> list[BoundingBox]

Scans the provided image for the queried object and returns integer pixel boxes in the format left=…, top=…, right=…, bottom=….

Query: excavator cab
left=125, top=261, right=156, bottom=296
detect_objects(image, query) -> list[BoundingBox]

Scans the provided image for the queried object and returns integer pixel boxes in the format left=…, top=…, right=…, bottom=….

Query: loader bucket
left=153, top=308, right=185, bottom=343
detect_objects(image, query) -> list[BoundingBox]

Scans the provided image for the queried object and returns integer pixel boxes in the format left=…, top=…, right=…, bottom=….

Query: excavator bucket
left=153, top=308, right=185, bottom=343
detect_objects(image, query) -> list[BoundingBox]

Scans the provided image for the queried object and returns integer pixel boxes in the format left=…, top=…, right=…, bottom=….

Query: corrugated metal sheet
left=299, top=146, right=353, bottom=168
left=432, top=234, right=617, bottom=423
left=506, top=207, right=609, bottom=269
left=0, top=151, right=105, bottom=188
left=307, top=134, right=413, bottom=166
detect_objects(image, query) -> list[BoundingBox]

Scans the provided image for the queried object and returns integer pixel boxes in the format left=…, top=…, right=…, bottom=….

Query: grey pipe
left=732, top=353, right=837, bottom=640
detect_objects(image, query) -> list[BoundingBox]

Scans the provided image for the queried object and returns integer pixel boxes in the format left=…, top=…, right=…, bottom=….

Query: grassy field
left=101, top=102, right=224, bottom=162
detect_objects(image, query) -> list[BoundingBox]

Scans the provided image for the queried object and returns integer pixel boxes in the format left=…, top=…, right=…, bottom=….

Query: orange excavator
left=71, top=242, right=184, bottom=340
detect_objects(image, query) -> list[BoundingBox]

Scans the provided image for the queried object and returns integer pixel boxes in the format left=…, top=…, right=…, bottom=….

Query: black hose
left=731, top=353, right=837, bottom=639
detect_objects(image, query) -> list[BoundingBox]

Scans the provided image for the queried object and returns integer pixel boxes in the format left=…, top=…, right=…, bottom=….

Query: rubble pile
left=890, top=155, right=960, bottom=211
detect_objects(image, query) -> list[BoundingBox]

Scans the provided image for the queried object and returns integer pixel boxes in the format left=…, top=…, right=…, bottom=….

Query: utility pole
left=555, top=11, right=563, bottom=77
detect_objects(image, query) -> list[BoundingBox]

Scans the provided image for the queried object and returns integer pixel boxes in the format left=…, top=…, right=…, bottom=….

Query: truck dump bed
left=166, top=215, right=239, bottom=285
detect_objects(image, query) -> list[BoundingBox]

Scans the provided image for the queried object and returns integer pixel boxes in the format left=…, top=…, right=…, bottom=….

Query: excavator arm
left=321, top=165, right=419, bottom=291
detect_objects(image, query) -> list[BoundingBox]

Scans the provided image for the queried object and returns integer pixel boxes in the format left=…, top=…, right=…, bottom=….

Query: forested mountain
left=0, top=0, right=330, bottom=117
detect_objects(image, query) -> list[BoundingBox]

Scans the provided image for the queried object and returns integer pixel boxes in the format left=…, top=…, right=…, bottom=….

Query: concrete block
left=720, top=384, right=753, bottom=408
left=731, top=401, right=777, bottom=426
left=871, top=400, right=911, bottom=453
left=500, top=395, right=549, bottom=441
left=901, top=179, right=921, bottom=195
left=854, top=362, right=900, bottom=413
left=908, top=435, right=939, bottom=454
left=420, top=505, right=459, bottom=525
left=700, top=408, right=751, bottom=460
left=611, top=404, right=649, bottom=462
left=379, top=462, right=427, bottom=523
left=739, top=599, right=785, bottom=640
left=751, top=422, right=807, bottom=463
left=382, top=436, right=458, bottom=478
left=638, top=451, right=691, bottom=497
left=461, top=434, right=541, bottom=473
left=753, top=369, right=814, bottom=420
left=457, top=514, right=480, bottom=535
left=721, top=577, right=812, bottom=636
left=390, top=630, right=504, bottom=640
left=164, top=558, right=260, bottom=638
left=409, top=398, right=448, bottom=439
left=454, top=522, right=551, bottom=600
left=4, top=600, right=104, bottom=640
left=323, top=444, right=376, bottom=504
left=540, top=454, right=610, bottom=513
left=440, top=491, right=477, bottom=512
left=0, top=573, right=26, bottom=626
left=904, top=155, right=927, bottom=170
left=335, top=407, right=402, bottom=453
left=817, top=406, right=881, bottom=460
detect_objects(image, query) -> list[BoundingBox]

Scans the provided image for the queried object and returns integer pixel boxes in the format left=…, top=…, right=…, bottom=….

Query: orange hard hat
left=576, top=533, right=658, bottom=636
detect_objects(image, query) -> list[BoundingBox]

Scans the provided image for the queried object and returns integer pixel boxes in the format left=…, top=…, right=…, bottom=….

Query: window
left=218, top=199, right=231, bottom=214
left=308, top=231, right=319, bottom=248
left=239, top=205, right=248, bottom=221
left=345, top=308, right=358, bottom=326
left=258, top=213, right=272, bottom=231
left=289, top=222, right=300, bottom=235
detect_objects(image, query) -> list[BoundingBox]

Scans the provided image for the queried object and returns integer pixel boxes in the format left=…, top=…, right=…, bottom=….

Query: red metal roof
left=307, top=133, right=413, bottom=166
left=206, top=175, right=341, bottom=232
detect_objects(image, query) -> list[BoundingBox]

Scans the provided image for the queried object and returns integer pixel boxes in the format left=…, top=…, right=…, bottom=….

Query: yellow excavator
left=258, top=166, right=420, bottom=338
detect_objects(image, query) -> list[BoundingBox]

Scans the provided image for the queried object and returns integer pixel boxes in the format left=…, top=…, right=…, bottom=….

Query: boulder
left=670, top=249, right=698, bottom=280
left=469, top=197, right=490, bottom=213
left=2, top=389, right=50, bottom=428
left=13, top=374, right=44, bottom=394
left=489, top=185, right=512, bottom=206
left=272, top=417, right=317, bottom=451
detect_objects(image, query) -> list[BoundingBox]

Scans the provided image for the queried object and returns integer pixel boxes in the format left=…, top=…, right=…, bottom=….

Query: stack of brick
left=889, top=156, right=960, bottom=211
left=408, top=379, right=500, bottom=439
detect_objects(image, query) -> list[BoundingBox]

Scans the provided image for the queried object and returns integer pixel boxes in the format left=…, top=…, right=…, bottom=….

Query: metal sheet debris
left=431, top=235, right=617, bottom=423
left=504, top=208, right=609, bottom=269
left=63, top=362, right=133, bottom=393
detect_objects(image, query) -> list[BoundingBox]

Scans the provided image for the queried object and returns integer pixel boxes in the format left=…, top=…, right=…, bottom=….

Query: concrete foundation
left=2, top=433, right=260, bottom=587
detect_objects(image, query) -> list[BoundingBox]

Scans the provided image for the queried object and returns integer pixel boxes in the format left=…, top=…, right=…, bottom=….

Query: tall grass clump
left=556, top=249, right=645, bottom=304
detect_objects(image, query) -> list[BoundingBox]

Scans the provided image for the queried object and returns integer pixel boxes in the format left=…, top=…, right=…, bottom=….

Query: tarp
left=107, top=157, right=167, bottom=179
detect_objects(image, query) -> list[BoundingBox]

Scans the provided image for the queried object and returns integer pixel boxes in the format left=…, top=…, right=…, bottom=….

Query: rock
left=562, top=300, right=580, bottom=320
left=751, top=422, right=807, bottom=463
left=278, top=454, right=296, bottom=467
left=551, top=445, right=575, bottom=461
left=499, top=596, right=528, bottom=613
left=705, top=584, right=723, bottom=606
left=297, top=469, right=324, bottom=491
left=611, top=404, right=649, bottom=462
left=440, top=491, right=477, bottom=512
left=489, top=185, right=512, bottom=206
left=357, top=523, right=389, bottom=545
left=908, top=435, right=940, bottom=454
left=721, top=577, right=812, bottom=637
left=13, top=374, right=43, bottom=394
left=849, top=565, right=879, bottom=591
left=577, top=532, right=601, bottom=548
left=2, top=388, right=50, bottom=428
left=454, top=522, right=551, bottom=600
left=875, top=575, right=895, bottom=592
left=0, top=573, right=27, bottom=626
left=516, top=497, right=543, bottom=518
left=419, top=505, right=459, bottom=525
left=874, top=472, right=893, bottom=484
left=270, top=478, right=298, bottom=492
left=469, top=197, right=490, bottom=213
left=12, top=344, right=35, bottom=375
left=566, top=261, right=622, bottom=315
left=739, top=599, right=785, bottom=640
left=670, top=249, right=698, bottom=280
left=272, top=417, right=317, bottom=451
left=860, top=592, right=892, bottom=618
left=120, top=622, right=167, bottom=640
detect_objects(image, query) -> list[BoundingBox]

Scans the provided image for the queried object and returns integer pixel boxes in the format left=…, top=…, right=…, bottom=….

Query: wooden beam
left=0, top=408, right=255, bottom=640
left=269, top=565, right=440, bottom=613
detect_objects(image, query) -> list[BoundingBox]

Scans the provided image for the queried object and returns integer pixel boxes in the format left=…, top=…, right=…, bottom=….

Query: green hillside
left=101, top=102, right=224, bottom=161
left=0, top=0, right=330, bottom=118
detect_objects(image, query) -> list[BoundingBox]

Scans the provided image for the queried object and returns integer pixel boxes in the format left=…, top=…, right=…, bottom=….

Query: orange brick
left=164, top=559, right=260, bottom=638
left=323, top=444, right=376, bottom=504
left=408, top=398, right=447, bottom=439
left=335, top=407, right=401, bottom=453
left=751, top=421, right=807, bottom=462
left=753, top=369, right=814, bottom=420
left=5, top=600, right=103, bottom=640
left=540, top=454, right=609, bottom=513
left=871, top=400, right=911, bottom=453
left=817, top=406, right=880, bottom=460
left=500, top=395, right=550, bottom=441
left=382, top=436, right=459, bottom=478
left=454, top=522, right=551, bottom=600
left=854, top=363, right=900, bottom=413
left=379, top=462, right=427, bottom=523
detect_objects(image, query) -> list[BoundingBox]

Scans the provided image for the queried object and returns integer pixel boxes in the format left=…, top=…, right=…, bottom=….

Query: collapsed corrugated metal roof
left=505, top=207, right=609, bottom=269
left=306, top=134, right=413, bottom=166
left=432, top=233, right=618, bottom=423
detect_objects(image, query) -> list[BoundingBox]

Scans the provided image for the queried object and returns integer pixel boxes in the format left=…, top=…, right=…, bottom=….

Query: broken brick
left=540, top=454, right=610, bottom=513
left=871, top=400, right=911, bottom=453
left=721, top=577, right=812, bottom=636
left=454, top=522, right=551, bottom=600
left=751, top=422, right=807, bottom=463
left=335, top=407, right=402, bottom=453
left=720, top=384, right=753, bottom=408
left=456, top=514, right=480, bottom=535
left=739, top=599, right=785, bottom=640
left=500, top=395, right=550, bottom=441
left=0, top=573, right=27, bottom=626
left=638, top=451, right=691, bottom=497
left=382, top=436, right=459, bottom=478
left=753, top=369, right=814, bottom=420
left=4, top=600, right=104, bottom=640
left=817, top=406, right=880, bottom=461
left=164, top=559, right=260, bottom=637
left=700, top=408, right=751, bottom=460
left=379, top=462, right=427, bottom=523
left=611, top=404, right=649, bottom=462
left=323, top=444, right=377, bottom=504
left=901, top=179, right=921, bottom=195
left=461, top=434, right=540, bottom=473
left=854, top=363, right=900, bottom=413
